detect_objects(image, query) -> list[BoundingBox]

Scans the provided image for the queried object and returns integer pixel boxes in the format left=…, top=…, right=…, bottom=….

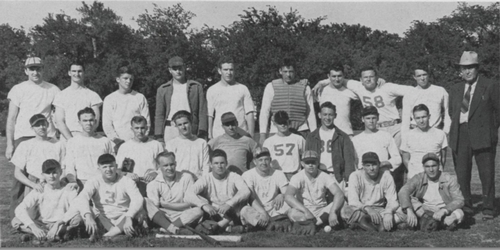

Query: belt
left=377, top=119, right=401, bottom=128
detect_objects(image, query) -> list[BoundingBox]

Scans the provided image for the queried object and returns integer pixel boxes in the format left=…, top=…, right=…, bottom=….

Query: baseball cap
left=362, top=106, right=379, bottom=117
left=42, top=159, right=61, bottom=174
left=362, top=152, right=380, bottom=164
left=29, top=114, right=47, bottom=126
left=274, top=110, right=289, bottom=125
left=254, top=147, right=271, bottom=159
left=168, top=56, right=184, bottom=67
left=221, top=112, right=237, bottom=124
left=302, top=150, right=318, bottom=161
left=25, top=57, right=43, bottom=68
left=422, top=153, right=440, bottom=164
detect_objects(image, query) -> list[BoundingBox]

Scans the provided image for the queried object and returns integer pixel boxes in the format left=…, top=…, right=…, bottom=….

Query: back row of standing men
left=6, top=51, right=498, bottom=225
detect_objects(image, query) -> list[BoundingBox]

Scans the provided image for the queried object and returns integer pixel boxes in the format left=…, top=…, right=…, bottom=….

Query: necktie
left=461, top=84, right=472, bottom=113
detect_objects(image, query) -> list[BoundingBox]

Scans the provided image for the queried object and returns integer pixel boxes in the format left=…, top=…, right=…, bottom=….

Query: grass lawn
left=1, top=136, right=500, bottom=247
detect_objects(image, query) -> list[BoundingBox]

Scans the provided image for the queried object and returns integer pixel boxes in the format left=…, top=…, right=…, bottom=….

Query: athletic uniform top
left=289, top=169, right=339, bottom=209
left=207, top=81, right=255, bottom=138
left=146, top=171, right=195, bottom=207
left=318, top=128, right=336, bottom=172
left=242, top=168, right=288, bottom=212
left=65, top=134, right=114, bottom=181
left=165, top=136, right=210, bottom=179
left=263, top=133, right=305, bottom=173
left=102, top=90, right=150, bottom=141
left=317, top=84, right=358, bottom=135
left=351, top=130, right=401, bottom=171
left=208, top=134, right=258, bottom=173
left=7, top=80, right=60, bottom=139
left=116, top=138, right=164, bottom=177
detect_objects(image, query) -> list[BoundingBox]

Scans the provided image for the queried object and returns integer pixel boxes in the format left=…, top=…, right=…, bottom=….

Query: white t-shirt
left=423, top=180, right=446, bottom=208
left=116, top=138, right=164, bottom=177
left=242, top=168, right=288, bottom=212
left=207, top=81, right=255, bottom=138
left=352, top=130, right=402, bottom=171
left=319, top=128, right=336, bottom=172
left=102, top=90, right=150, bottom=141
left=165, top=137, right=210, bottom=179
left=263, top=133, right=305, bottom=173
left=400, top=127, right=448, bottom=179
left=7, top=80, right=60, bottom=139
left=289, top=170, right=338, bottom=209
left=65, top=134, right=114, bottom=181
left=53, top=85, right=103, bottom=132
left=10, top=138, right=65, bottom=179
left=318, top=85, right=358, bottom=135
left=167, top=82, right=191, bottom=120
left=147, top=171, right=195, bottom=206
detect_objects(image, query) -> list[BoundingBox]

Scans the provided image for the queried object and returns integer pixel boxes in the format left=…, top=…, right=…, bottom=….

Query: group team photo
left=0, top=1, right=499, bottom=248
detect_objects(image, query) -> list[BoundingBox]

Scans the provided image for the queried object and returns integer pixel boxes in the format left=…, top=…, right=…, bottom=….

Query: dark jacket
left=154, top=80, right=208, bottom=136
left=448, top=75, right=500, bottom=152
left=305, top=127, right=356, bottom=183
left=398, top=172, right=464, bottom=213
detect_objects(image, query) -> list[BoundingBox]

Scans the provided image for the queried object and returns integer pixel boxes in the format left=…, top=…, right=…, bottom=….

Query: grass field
left=1, top=136, right=500, bottom=247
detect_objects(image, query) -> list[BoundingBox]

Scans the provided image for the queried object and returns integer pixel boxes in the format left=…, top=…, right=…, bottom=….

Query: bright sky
left=0, top=1, right=494, bottom=36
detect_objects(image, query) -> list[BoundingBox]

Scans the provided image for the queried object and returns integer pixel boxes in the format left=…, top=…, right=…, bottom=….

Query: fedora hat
left=457, top=51, right=479, bottom=66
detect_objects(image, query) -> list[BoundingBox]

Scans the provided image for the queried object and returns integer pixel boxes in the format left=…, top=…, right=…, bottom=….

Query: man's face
left=79, top=113, right=96, bottom=133
left=360, top=70, right=378, bottom=91
left=68, top=65, right=84, bottom=84
left=319, top=107, right=336, bottom=128
left=32, top=120, right=48, bottom=137
left=131, top=121, right=148, bottom=141
left=301, top=159, right=319, bottom=176
left=222, top=120, right=238, bottom=137
left=413, top=110, right=430, bottom=130
left=413, top=69, right=429, bottom=88
left=99, top=162, right=118, bottom=180
left=25, top=66, right=43, bottom=83
left=218, top=63, right=235, bottom=83
left=158, top=156, right=176, bottom=179
left=255, top=155, right=272, bottom=174
left=117, top=73, right=134, bottom=91
left=460, top=65, right=479, bottom=84
left=362, top=114, right=379, bottom=131
left=328, top=70, right=344, bottom=88
left=169, top=65, right=185, bottom=82
left=211, top=156, right=228, bottom=176
left=279, top=66, right=296, bottom=84
left=274, top=120, right=290, bottom=134
left=42, top=169, right=61, bottom=185
left=174, top=117, right=192, bottom=137
left=363, top=162, right=380, bottom=179
left=423, top=160, right=440, bottom=180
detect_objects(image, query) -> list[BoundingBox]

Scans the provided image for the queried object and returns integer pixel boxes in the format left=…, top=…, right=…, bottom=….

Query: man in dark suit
left=449, top=51, right=500, bottom=220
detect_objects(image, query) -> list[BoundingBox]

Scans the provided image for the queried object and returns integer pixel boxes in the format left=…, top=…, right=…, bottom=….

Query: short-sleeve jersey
left=289, top=170, right=338, bottom=209
left=53, top=86, right=102, bottom=132
left=318, top=85, right=358, bottom=135
left=242, top=168, right=288, bottom=211
left=165, top=137, right=210, bottom=178
left=263, top=133, right=305, bottom=173
left=65, top=134, right=114, bottom=181
left=208, top=134, right=258, bottom=173
left=146, top=171, right=195, bottom=207
left=116, top=138, right=164, bottom=177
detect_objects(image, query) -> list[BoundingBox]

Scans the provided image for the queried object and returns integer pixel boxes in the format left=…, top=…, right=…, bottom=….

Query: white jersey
left=352, top=130, right=401, bottom=171
left=116, top=138, right=164, bottom=177
left=400, top=127, right=448, bottom=179
left=318, top=84, right=358, bottom=135
left=289, top=170, right=338, bottom=210
left=65, top=134, right=114, bottom=181
left=207, top=81, right=255, bottom=138
left=147, top=171, right=195, bottom=207
left=102, top=90, right=150, bottom=141
left=347, top=170, right=399, bottom=213
left=167, top=82, right=191, bottom=120
left=7, top=80, right=60, bottom=139
left=263, top=133, right=305, bottom=173
left=242, top=168, right=288, bottom=212
left=53, top=85, right=102, bottom=132
left=318, top=128, right=336, bottom=172
left=10, top=137, right=65, bottom=179
left=165, top=137, right=210, bottom=179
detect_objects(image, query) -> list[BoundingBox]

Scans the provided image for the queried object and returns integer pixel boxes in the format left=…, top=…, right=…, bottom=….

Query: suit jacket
left=448, top=75, right=500, bottom=152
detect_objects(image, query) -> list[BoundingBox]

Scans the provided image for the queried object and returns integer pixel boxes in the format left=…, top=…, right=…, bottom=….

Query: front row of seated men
left=12, top=147, right=464, bottom=243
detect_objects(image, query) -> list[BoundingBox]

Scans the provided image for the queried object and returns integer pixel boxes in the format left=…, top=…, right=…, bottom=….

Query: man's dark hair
left=69, top=61, right=85, bottom=71
left=320, top=101, right=337, bottom=113
left=280, top=57, right=297, bottom=70
left=77, top=107, right=95, bottom=120
left=98, top=153, right=116, bottom=165
left=218, top=56, right=235, bottom=68
left=131, top=116, right=148, bottom=126
left=360, top=66, right=377, bottom=76
left=328, top=62, right=345, bottom=74
left=116, top=65, right=134, bottom=77
left=156, top=151, right=176, bottom=164
left=413, top=104, right=430, bottom=115
left=172, top=110, right=192, bottom=123
left=211, top=149, right=227, bottom=162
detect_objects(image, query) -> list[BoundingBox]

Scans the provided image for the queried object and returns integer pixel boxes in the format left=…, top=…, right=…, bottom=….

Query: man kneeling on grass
left=12, top=159, right=82, bottom=245
left=340, top=152, right=403, bottom=232
left=185, top=149, right=252, bottom=234
left=76, top=154, right=189, bottom=241
left=398, top=153, right=464, bottom=231
left=285, top=150, right=345, bottom=235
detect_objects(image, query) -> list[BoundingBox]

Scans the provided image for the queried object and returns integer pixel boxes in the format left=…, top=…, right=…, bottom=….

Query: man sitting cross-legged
left=75, top=154, right=184, bottom=241
left=185, top=149, right=251, bottom=234
left=398, top=153, right=464, bottom=231
left=241, top=147, right=292, bottom=232
left=11, top=160, right=82, bottom=245
left=146, top=151, right=204, bottom=234
left=285, top=150, right=345, bottom=235
left=341, top=152, right=403, bottom=232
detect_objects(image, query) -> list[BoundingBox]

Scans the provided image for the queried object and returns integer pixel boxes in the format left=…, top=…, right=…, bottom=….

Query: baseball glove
left=195, top=220, right=220, bottom=235
left=419, top=211, right=438, bottom=232
left=266, top=215, right=292, bottom=232
left=292, top=219, right=317, bottom=235
left=122, top=158, right=135, bottom=173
